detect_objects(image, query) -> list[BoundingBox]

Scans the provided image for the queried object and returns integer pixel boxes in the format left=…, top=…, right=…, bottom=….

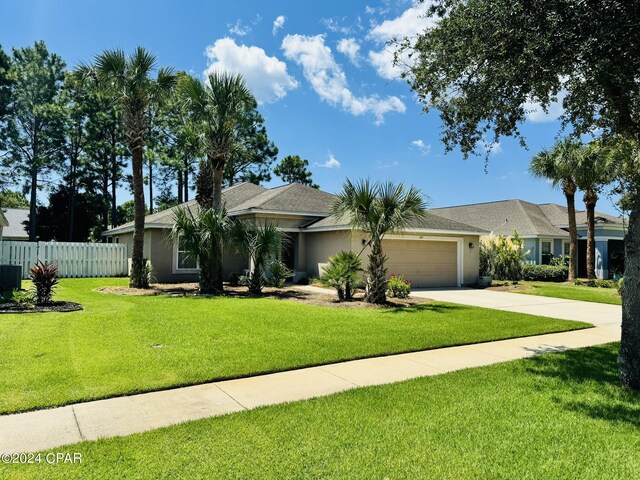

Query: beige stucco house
left=103, top=183, right=485, bottom=287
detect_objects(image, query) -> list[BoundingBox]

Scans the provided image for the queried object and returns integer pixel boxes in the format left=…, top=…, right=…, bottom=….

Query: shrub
left=616, top=277, right=624, bottom=296
left=269, top=260, right=292, bottom=288
left=387, top=274, right=411, bottom=298
left=1, top=289, right=34, bottom=306
left=228, top=273, right=241, bottom=287
left=29, top=261, right=59, bottom=305
left=322, top=251, right=362, bottom=301
left=296, top=276, right=310, bottom=286
left=575, top=278, right=617, bottom=289
left=480, top=232, right=528, bottom=282
left=523, top=264, right=568, bottom=282
left=550, top=255, right=569, bottom=267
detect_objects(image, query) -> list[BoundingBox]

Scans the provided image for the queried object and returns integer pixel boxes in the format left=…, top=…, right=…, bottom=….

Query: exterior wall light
left=469, top=242, right=475, bottom=249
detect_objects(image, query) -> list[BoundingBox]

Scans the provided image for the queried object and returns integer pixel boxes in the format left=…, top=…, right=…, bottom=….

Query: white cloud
left=523, top=92, right=566, bottom=123
left=204, top=38, right=298, bottom=104
left=228, top=20, right=251, bottom=37
left=281, top=34, right=405, bottom=124
left=337, top=38, right=361, bottom=66
left=272, top=15, right=286, bottom=36
left=315, top=153, right=341, bottom=169
left=367, top=2, right=437, bottom=80
left=411, top=139, right=431, bottom=155
left=481, top=138, right=502, bottom=155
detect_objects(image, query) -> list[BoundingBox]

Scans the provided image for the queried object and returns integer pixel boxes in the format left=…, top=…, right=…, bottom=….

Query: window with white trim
left=563, top=241, right=570, bottom=256
left=176, top=238, right=199, bottom=270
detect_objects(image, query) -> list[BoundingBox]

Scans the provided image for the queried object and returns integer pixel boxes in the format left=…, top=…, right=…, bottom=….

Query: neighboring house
left=432, top=199, right=626, bottom=279
left=0, top=210, right=7, bottom=242
left=1, top=208, right=30, bottom=241
left=103, top=183, right=485, bottom=287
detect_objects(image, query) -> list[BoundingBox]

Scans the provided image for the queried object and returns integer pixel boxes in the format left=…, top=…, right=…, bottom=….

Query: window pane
left=178, top=251, right=198, bottom=269
left=564, top=243, right=570, bottom=255
left=541, top=241, right=552, bottom=265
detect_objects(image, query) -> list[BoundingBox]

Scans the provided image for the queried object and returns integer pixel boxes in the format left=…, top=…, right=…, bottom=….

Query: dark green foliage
left=523, top=264, right=568, bottom=282
left=29, top=261, right=59, bottom=305
left=35, top=186, right=104, bottom=241
left=333, top=179, right=427, bottom=304
left=229, top=222, right=286, bottom=294
left=0, top=190, right=28, bottom=208
left=480, top=232, right=526, bottom=283
left=273, top=155, right=318, bottom=188
left=386, top=274, right=411, bottom=298
left=268, top=260, right=292, bottom=288
left=322, top=250, right=362, bottom=300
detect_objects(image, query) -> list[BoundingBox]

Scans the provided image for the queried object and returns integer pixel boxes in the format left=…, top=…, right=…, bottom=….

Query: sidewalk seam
left=71, top=406, right=85, bottom=442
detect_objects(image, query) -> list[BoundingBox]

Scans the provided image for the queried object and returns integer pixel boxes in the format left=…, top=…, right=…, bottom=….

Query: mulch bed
left=0, top=301, right=83, bottom=314
left=96, top=284, right=431, bottom=309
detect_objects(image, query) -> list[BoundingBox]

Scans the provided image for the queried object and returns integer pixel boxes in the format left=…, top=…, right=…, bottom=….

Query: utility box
left=0, top=265, right=22, bottom=291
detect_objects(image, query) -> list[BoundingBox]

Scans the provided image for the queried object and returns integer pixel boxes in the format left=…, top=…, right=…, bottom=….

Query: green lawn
left=3, top=343, right=638, bottom=479
left=0, top=278, right=588, bottom=414
left=514, top=281, right=622, bottom=305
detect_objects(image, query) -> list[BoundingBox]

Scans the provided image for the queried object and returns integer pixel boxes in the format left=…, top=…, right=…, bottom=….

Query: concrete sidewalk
left=0, top=289, right=621, bottom=454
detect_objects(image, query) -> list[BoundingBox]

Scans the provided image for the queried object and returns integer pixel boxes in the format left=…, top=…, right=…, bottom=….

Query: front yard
left=3, top=343, right=637, bottom=479
left=0, top=278, right=588, bottom=414
left=490, top=281, right=622, bottom=305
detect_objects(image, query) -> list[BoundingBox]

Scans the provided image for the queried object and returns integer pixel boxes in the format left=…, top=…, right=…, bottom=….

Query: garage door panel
left=382, top=239, right=458, bottom=288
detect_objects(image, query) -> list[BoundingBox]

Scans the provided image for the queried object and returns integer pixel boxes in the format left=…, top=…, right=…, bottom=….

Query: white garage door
left=382, top=239, right=458, bottom=287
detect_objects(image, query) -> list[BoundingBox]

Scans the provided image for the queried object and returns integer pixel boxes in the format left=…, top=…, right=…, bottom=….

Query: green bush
left=1, top=289, right=35, bottom=305
left=616, top=277, right=624, bottom=296
left=550, top=255, right=569, bottom=267
left=387, top=274, right=411, bottom=298
left=480, top=232, right=527, bottom=282
left=268, top=260, right=292, bottom=288
left=522, top=264, right=568, bottom=282
left=575, top=278, right=617, bottom=289
left=322, top=251, right=362, bottom=301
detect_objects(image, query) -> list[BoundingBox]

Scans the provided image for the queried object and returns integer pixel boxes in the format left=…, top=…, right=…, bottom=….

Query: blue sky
left=0, top=0, right=620, bottom=215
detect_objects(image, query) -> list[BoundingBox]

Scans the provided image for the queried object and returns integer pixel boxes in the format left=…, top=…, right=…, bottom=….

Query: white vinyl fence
left=0, top=241, right=128, bottom=279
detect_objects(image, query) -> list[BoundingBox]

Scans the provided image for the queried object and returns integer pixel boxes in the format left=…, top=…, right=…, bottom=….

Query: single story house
left=103, top=183, right=486, bottom=287
left=431, top=199, right=626, bottom=279
left=1, top=208, right=29, bottom=241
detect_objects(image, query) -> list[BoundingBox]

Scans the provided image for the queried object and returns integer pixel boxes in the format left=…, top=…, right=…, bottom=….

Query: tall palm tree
left=88, top=48, right=175, bottom=288
left=575, top=141, right=613, bottom=279
left=171, top=206, right=230, bottom=294
left=530, top=139, right=582, bottom=281
left=179, top=72, right=253, bottom=209
left=333, top=179, right=427, bottom=304
left=179, top=73, right=253, bottom=288
left=230, top=221, right=285, bottom=294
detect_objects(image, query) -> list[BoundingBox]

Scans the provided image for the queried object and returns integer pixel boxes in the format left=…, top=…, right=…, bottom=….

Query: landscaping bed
left=0, top=301, right=82, bottom=314
left=95, top=283, right=428, bottom=309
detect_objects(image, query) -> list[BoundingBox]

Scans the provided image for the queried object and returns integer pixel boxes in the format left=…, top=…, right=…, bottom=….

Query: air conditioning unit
left=0, top=265, right=22, bottom=291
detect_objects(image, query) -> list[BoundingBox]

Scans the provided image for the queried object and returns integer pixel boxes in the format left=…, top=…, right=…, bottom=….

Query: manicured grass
left=3, top=343, right=638, bottom=479
left=515, top=281, right=622, bottom=305
left=0, top=278, right=588, bottom=414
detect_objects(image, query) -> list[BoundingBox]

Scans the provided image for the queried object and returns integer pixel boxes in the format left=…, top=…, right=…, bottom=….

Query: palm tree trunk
left=183, top=156, right=189, bottom=202
left=365, top=240, right=388, bottom=304
left=148, top=160, right=154, bottom=214
left=212, top=166, right=223, bottom=209
left=177, top=170, right=183, bottom=203
left=620, top=192, right=640, bottom=389
left=130, top=145, right=149, bottom=288
left=563, top=180, right=578, bottom=281
left=584, top=189, right=598, bottom=280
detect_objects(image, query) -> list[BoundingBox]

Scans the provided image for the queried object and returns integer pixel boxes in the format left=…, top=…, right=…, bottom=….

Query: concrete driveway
left=412, top=287, right=621, bottom=333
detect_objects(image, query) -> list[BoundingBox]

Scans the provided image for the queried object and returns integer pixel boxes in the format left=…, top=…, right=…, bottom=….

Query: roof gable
left=2, top=208, right=29, bottom=239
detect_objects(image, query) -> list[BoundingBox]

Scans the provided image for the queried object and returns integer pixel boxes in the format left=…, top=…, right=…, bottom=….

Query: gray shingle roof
left=306, top=211, right=488, bottom=234
left=105, top=182, right=268, bottom=235
left=431, top=200, right=572, bottom=237
left=2, top=208, right=29, bottom=239
left=538, top=203, right=624, bottom=227
left=0, top=210, right=7, bottom=227
left=229, top=183, right=335, bottom=215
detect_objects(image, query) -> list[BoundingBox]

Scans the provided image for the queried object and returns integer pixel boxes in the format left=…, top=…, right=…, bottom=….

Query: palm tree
left=171, top=206, right=230, bottom=294
left=530, top=139, right=582, bottom=281
left=89, top=48, right=175, bottom=288
left=333, top=179, right=427, bottom=304
left=179, top=73, right=253, bottom=209
left=574, top=141, right=613, bottom=279
left=230, top=221, right=285, bottom=294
